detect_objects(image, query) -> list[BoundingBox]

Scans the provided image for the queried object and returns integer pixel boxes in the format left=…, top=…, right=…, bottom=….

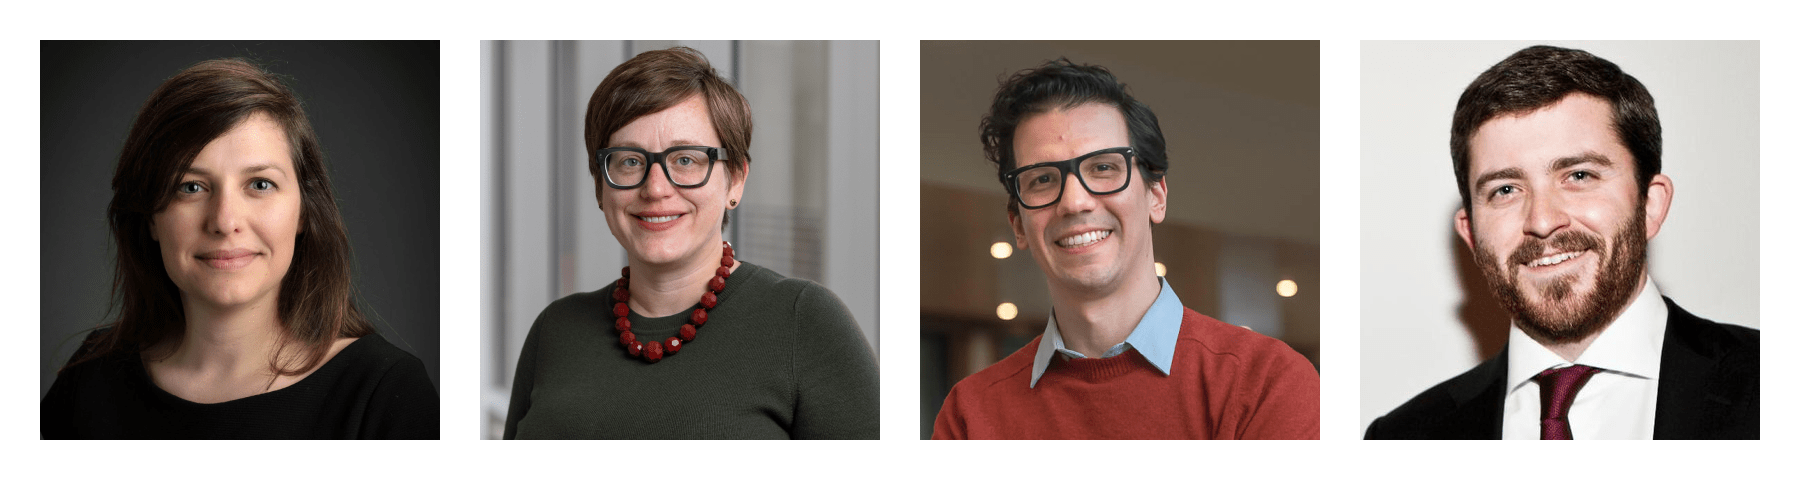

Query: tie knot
left=1532, top=364, right=1601, bottom=439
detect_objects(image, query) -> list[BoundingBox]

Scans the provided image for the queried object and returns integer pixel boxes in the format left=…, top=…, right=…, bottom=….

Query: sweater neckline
left=134, top=335, right=375, bottom=407
left=1047, top=351, right=1161, bottom=384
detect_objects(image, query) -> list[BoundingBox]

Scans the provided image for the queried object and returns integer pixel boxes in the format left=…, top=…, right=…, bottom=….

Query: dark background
left=39, top=41, right=440, bottom=397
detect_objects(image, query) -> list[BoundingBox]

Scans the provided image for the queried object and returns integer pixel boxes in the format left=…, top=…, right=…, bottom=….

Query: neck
left=165, top=296, right=287, bottom=377
left=628, top=241, right=740, bottom=317
left=1047, top=266, right=1163, bottom=359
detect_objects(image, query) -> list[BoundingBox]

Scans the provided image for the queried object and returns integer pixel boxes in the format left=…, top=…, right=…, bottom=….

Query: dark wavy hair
left=584, top=46, right=753, bottom=231
left=979, top=58, right=1169, bottom=216
left=1451, top=45, right=1662, bottom=214
left=71, top=58, right=372, bottom=377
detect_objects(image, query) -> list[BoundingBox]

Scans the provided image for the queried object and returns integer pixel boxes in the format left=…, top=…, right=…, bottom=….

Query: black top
left=504, top=261, right=880, bottom=439
left=41, top=333, right=439, bottom=439
left=1365, top=296, right=1758, bottom=440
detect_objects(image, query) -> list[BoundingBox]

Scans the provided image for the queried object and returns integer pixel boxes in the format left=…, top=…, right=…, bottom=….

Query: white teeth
left=641, top=215, right=680, bottom=223
left=1529, top=251, right=1582, bottom=267
left=1057, top=230, right=1111, bottom=248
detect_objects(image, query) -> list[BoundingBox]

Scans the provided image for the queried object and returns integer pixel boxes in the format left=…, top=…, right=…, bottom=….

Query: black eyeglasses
left=1001, top=147, right=1136, bottom=209
left=593, top=146, right=726, bottom=189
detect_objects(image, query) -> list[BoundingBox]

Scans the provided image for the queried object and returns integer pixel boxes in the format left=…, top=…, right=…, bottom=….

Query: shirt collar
left=1030, top=277, right=1185, bottom=388
left=1506, top=278, right=1667, bottom=392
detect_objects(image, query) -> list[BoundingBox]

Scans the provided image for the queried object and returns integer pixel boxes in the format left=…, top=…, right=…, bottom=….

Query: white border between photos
left=6, top=1, right=1793, bottom=478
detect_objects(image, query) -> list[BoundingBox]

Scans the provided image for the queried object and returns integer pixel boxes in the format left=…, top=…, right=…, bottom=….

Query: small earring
left=729, top=200, right=738, bottom=208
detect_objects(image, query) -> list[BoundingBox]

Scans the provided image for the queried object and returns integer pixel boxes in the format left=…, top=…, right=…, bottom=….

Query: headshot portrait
left=480, top=40, right=880, bottom=439
left=38, top=41, right=441, bottom=439
left=920, top=41, right=1321, bottom=439
left=1360, top=41, right=1759, bottom=440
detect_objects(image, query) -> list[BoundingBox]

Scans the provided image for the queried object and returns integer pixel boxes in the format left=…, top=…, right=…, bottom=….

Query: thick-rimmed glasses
left=594, top=146, right=726, bottom=189
left=1001, top=147, right=1136, bottom=209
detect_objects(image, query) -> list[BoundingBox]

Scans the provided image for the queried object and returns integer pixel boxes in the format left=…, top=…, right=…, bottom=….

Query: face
left=1455, top=94, right=1672, bottom=344
left=598, top=95, right=746, bottom=267
left=151, top=113, right=303, bottom=312
left=1009, top=103, right=1167, bottom=295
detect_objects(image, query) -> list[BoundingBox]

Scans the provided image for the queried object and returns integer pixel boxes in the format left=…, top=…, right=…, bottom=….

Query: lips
left=633, top=211, right=686, bottom=231
left=1526, top=250, right=1585, bottom=267
left=1055, top=229, right=1112, bottom=248
left=197, top=248, right=259, bottom=270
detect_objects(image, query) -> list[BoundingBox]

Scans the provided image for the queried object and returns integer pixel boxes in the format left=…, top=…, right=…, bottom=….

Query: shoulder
left=333, top=334, right=433, bottom=384
left=732, top=261, right=857, bottom=325
left=1180, top=308, right=1315, bottom=372
left=536, top=289, right=613, bottom=331
left=1663, top=296, right=1758, bottom=353
left=944, top=335, right=1039, bottom=403
left=1365, top=353, right=1505, bottom=439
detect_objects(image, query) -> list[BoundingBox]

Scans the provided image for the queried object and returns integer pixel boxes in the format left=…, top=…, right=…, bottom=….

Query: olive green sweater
left=504, top=261, right=879, bottom=439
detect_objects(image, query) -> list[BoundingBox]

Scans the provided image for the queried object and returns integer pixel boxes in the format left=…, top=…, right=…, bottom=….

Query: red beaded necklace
left=611, top=241, right=735, bottom=364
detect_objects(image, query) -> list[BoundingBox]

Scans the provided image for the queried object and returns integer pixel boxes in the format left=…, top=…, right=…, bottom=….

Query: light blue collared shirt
left=1029, top=277, right=1185, bottom=388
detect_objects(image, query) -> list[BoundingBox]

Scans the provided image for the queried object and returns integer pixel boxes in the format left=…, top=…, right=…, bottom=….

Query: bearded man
left=1364, top=45, right=1759, bottom=440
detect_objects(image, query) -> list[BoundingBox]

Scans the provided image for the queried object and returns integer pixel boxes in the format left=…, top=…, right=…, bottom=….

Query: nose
left=1522, top=191, right=1569, bottom=239
left=207, top=187, right=243, bottom=236
left=1054, top=171, right=1098, bottom=214
left=638, top=163, right=676, bottom=199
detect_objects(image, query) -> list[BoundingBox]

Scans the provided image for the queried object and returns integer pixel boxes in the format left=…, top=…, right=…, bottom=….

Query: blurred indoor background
left=481, top=40, right=878, bottom=439
left=918, top=41, right=1320, bottom=439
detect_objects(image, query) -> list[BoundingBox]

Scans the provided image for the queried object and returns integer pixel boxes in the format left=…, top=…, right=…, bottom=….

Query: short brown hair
left=78, top=58, right=373, bottom=376
left=1451, top=45, right=1661, bottom=214
left=583, top=47, right=753, bottom=228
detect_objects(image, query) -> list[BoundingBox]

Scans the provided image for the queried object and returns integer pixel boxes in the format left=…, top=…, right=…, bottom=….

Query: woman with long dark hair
left=40, top=58, right=437, bottom=439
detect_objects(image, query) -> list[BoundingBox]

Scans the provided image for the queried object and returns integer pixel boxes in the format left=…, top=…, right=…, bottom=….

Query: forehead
left=189, top=113, right=294, bottom=173
left=1013, top=102, right=1128, bottom=164
left=608, top=95, right=721, bottom=148
left=1467, top=94, right=1632, bottom=178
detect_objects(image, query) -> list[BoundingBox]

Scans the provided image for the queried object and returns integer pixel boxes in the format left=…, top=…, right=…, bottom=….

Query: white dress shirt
left=1502, top=279, right=1666, bottom=440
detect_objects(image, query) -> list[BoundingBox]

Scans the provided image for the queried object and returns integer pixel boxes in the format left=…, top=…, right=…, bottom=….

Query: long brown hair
left=72, top=58, right=372, bottom=377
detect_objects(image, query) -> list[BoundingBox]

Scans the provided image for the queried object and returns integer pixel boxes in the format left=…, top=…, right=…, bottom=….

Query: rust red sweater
left=932, top=308, right=1319, bottom=439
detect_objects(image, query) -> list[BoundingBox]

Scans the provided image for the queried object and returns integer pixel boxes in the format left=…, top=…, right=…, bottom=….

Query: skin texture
left=1454, top=94, right=1673, bottom=362
left=1008, top=103, right=1167, bottom=358
left=597, top=95, right=747, bottom=317
left=146, top=113, right=352, bottom=403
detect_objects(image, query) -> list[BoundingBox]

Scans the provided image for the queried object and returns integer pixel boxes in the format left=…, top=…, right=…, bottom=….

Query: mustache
left=1507, top=230, right=1602, bottom=266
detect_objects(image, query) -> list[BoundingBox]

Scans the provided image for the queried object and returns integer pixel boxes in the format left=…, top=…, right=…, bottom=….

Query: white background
left=10, top=0, right=1798, bottom=478
left=1361, top=41, right=1761, bottom=432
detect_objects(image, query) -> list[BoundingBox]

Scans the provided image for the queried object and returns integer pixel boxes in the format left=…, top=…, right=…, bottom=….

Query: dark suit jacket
left=1365, top=297, right=1758, bottom=439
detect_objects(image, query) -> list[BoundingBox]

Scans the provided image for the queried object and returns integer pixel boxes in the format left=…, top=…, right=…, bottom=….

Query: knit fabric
left=933, top=308, right=1319, bottom=439
left=41, top=333, right=439, bottom=439
left=504, top=261, right=880, bottom=439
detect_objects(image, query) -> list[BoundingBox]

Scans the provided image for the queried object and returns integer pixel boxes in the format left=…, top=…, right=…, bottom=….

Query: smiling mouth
left=637, top=214, right=682, bottom=223
left=1056, top=230, right=1112, bottom=248
left=1525, top=250, right=1586, bottom=267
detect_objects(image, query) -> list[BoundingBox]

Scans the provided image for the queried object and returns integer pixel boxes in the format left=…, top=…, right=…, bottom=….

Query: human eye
left=250, top=179, right=276, bottom=191
left=1568, top=170, right=1598, bottom=182
left=176, top=181, right=206, bottom=195
left=1487, top=184, right=1519, bottom=200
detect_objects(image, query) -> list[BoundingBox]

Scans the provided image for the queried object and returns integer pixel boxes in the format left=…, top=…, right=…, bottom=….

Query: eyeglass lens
left=604, top=148, right=714, bottom=187
left=1013, top=151, right=1131, bottom=207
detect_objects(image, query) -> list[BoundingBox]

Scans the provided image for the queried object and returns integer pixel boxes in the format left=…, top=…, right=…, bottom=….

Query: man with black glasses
left=931, top=59, right=1319, bottom=439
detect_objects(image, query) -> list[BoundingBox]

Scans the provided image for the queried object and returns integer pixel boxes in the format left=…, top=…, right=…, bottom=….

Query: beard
left=1471, top=208, right=1647, bottom=346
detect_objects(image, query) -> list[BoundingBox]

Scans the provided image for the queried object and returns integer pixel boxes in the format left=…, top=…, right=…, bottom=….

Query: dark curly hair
left=979, top=58, right=1168, bottom=216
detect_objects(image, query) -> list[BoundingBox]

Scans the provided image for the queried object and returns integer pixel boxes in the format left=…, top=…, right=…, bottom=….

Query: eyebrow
left=1471, top=167, right=1524, bottom=191
left=1549, top=152, right=1614, bottom=172
left=185, top=163, right=288, bottom=178
left=613, top=140, right=712, bottom=150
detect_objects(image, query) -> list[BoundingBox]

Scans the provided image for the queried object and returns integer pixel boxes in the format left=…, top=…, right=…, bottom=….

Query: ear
left=1454, top=207, right=1475, bottom=252
left=149, top=219, right=158, bottom=242
left=1642, top=173, right=1674, bottom=240
left=1147, top=177, right=1168, bottom=224
left=1008, top=209, right=1027, bottom=250
left=593, top=174, right=606, bottom=210
left=727, top=163, right=750, bottom=209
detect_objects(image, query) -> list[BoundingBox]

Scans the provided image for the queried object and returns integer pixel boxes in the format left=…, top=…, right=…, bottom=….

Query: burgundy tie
left=1532, top=365, right=1601, bottom=440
